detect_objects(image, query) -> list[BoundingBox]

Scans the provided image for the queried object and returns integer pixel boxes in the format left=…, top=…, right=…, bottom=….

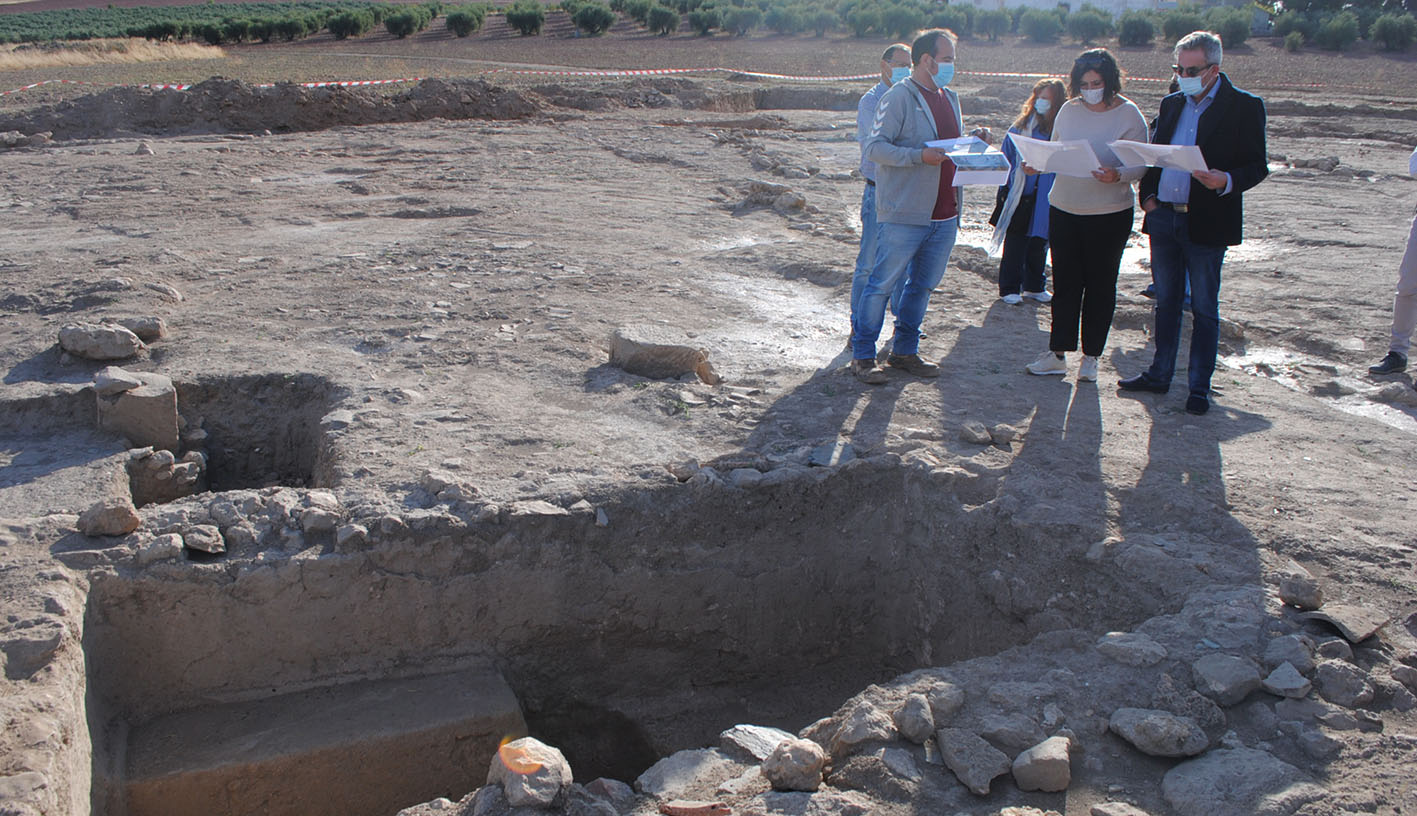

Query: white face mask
left=1177, top=74, right=1206, bottom=96
left=1080, top=87, right=1105, bottom=106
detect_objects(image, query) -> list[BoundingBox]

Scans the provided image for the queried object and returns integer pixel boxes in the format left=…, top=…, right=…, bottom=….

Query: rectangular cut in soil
left=123, top=667, right=525, bottom=816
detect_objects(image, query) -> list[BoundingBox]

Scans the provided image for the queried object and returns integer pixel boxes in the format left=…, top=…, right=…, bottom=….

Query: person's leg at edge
left=998, top=229, right=1026, bottom=297
left=891, top=218, right=958, bottom=357
left=1047, top=207, right=1084, bottom=354
left=852, top=222, right=925, bottom=360
left=1079, top=209, right=1132, bottom=357
left=849, top=183, right=878, bottom=329
left=1390, top=214, right=1417, bottom=358
left=1183, top=239, right=1227, bottom=399
left=1143, top=207, right=1187, bottom=386
left=1023, top=236, right=1049, bottom=295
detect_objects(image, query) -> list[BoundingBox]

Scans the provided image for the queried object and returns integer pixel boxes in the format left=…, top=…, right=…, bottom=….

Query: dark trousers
left=1143, top=206, right=1227, bottom=397
left=1047, top=206, right=1133, bottom=356
left=998, top=232, right=1048, bottom=296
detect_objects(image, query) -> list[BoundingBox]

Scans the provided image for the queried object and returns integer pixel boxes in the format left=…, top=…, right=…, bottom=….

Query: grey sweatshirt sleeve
left=864, top=86, right=923, bottom=168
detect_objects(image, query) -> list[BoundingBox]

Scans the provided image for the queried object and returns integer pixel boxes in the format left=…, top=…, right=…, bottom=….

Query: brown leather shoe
left=851, top=359, right=889, bottom=384
left=887, top=353, right=940, bottom=378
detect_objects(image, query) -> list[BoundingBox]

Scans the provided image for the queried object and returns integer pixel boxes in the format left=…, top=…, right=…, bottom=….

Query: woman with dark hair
left=991, top=77, right=1066, bottom=305
left=1025, top=48, right=1148, bottom=383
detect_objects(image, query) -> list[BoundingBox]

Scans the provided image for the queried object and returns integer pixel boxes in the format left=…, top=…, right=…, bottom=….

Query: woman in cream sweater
left=1025, top=48, right=1148, bottom=382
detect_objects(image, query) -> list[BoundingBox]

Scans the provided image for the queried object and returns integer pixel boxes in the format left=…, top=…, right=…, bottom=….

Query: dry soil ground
left=1, top=22, right=1417, bottom=816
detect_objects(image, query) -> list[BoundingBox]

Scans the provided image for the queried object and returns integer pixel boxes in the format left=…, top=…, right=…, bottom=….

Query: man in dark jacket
left=1118, top=30, right=1268, bottom=415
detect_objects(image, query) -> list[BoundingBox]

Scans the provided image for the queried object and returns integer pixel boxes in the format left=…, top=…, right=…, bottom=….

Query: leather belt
left=1156, top=200, right=1189, bottom=213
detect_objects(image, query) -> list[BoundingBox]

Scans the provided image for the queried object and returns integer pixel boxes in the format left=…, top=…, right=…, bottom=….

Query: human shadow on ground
left=738, top=342, right=906, bottom=458
left=1113, top=388, right=1272, bottom=546
left=935, top=299, right=1108, bottom=541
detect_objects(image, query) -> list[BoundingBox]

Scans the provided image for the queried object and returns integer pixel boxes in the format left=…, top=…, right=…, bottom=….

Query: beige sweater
left=1047, top=97, right=1149, bottom=216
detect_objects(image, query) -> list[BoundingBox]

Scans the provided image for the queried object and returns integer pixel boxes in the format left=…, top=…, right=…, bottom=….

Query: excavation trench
left=79, top=461, right=1157, bottom=816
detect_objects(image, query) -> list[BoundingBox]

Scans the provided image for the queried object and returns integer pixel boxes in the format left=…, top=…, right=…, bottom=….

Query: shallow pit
left=79, top=459, right=1161, bottom=816
left=173, top=373, right=343, bottom=492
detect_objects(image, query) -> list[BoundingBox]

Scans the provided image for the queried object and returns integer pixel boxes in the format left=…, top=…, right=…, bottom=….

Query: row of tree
left=0, top=0, right=371, bottom=43
left=2, top=0, right=1415, bottom=52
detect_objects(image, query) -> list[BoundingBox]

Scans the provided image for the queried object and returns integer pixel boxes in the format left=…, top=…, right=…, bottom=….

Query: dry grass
left=0, top=38, right=224, bottom=70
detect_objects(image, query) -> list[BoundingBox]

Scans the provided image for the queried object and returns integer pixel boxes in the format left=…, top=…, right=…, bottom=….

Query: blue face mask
left=891, top=66, right=910, bottom=84
left=932, top=62, right=954, bottom=88
left=1033, top=98, right=1051, bottom=115
left=1177, top=74, right=1205, bottom=96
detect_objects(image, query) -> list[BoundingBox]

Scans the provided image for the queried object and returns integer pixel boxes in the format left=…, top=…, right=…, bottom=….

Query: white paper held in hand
left=1004, top=133, right=1102, bottom=178
left=1108, top=140, right=1208, bottom=173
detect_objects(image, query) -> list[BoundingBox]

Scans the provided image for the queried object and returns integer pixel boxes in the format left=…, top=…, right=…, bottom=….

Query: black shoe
left=1118, top=373, right=1169, bottom=394
left=1185, top=394, right=1210, bottom=415
left=1140, top=285, right=1156, bottom=299
left=851, top=359, right=889, bottom=385
left=887, top=353, right=940, bottom=378
left=1369, top=351, right=1408, bottom=375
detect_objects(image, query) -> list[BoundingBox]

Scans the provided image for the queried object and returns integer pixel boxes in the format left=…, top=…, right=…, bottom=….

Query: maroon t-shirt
left=912, top=79, right=960, bottom=221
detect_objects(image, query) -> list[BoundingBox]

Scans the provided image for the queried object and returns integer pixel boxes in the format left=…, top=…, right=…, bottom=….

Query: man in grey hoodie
left=850, top=27, right=982, bottom=384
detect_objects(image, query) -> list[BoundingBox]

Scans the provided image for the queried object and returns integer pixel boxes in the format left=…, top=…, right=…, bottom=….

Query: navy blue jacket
left=1140, top=73, right=1267, bottom=247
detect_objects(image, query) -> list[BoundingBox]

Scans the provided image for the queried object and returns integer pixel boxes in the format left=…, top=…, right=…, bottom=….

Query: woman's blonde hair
left=1011, top=78, right=1066, bottom=135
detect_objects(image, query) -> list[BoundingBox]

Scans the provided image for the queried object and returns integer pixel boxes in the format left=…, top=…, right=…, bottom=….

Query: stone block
left=892, top=693, right=934, bottom=744
left=609, top=326, right=720, bottom=385
left=59, top=322, right=143, bottom=360
left=1262, top=662, right=1312, bottom=699
left=1012, top=735, right=1071, bottom=792
left=1109, top=708, right=1208, bottom=758
left=1192, top=653, right=1261, bottom=706
left=78, top=497, right=141, bottom=537
left=936, top=727, right=1010, bottom=795
left=487, top=737, right=572, bottom=808
left=762, top=738, right=826, bottom=792
left=97, top=373, right=179, bottom=453
left=719, top=724, right=794, bottom=762
left=126, top=667, right=524, bottom=816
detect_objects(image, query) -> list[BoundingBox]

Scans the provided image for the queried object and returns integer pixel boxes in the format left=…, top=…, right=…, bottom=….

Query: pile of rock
left=406, top=561, right=1417, bottom=816
left=66, top=486, right=352, bottom=570
left=0, top=129, right=51, bottom=149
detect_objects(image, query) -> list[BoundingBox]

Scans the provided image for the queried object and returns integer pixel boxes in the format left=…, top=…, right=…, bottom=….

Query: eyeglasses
left=1172, top=63, right=1214, bottom=77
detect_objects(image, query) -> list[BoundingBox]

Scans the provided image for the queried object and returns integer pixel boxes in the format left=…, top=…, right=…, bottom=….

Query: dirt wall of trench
left=79, top=456, right=1161, bottom=802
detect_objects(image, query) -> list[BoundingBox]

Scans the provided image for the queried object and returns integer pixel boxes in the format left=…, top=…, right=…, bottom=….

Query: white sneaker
left=1023, top=290, right=1053, bottom=303
left=1026, top=350, right=1067, bottom=376
left=1077, top=355, right=1099, bottom=382
left=1001, top=293, right=1023, bottom=305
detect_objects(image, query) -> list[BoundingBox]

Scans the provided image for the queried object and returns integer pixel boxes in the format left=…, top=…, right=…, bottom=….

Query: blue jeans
left=1144, top=206, right=1227, bottom=397
left=851, top=218, right=958, bottom=360
left=850, top=184, right=904, bottom=323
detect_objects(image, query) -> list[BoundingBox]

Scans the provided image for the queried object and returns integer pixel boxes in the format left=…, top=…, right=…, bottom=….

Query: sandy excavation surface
left=0, top=55, right=1416, bottom=816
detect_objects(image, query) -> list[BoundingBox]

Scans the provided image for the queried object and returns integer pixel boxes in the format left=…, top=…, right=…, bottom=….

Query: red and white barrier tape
left=3, top=67, right=883, bottom=95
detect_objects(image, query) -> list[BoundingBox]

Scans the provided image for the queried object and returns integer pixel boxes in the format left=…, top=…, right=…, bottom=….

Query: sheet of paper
left=946, top=152, right=1010, bottom=171
left=1109, top=140, right=1208, bottom=173
left=1005, top=133, right=1102, bottom=178
left=926, top=135, right=989, bottom=153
